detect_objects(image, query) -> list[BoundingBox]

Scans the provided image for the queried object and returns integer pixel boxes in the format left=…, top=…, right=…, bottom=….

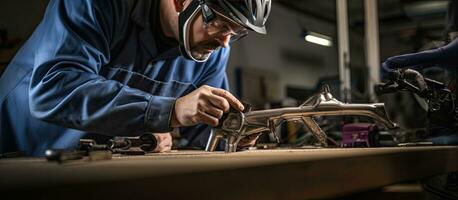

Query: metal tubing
left=206, top=85, right=398, bottom=152
left=205, top=129, right=223, bottom=152
left=301, top=117, right=328, bottom=147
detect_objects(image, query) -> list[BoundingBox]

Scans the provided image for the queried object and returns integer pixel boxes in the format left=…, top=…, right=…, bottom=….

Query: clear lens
left=202, top=8, right=248, bottom=43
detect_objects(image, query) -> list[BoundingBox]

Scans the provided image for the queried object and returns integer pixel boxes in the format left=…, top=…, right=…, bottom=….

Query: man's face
left=188, top=9, right=248, bottom=60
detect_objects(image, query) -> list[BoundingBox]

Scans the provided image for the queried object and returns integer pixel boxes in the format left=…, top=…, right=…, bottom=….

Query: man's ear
left=173, top=0, right=187, bottom=12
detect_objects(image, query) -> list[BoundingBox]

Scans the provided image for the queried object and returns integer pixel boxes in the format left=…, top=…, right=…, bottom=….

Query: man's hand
left=152, top=133, right=172, bottom=153
left=171, top=85, right=244, bottom=127
left=382, top=38, right=458, bottom=74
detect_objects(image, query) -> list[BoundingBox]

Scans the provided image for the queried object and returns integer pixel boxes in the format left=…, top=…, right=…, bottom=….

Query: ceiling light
left=304, top=31, right=333, bottom=47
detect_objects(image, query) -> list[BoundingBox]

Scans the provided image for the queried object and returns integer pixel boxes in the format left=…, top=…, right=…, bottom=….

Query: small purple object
left=341, top=123, right=378, bottom=147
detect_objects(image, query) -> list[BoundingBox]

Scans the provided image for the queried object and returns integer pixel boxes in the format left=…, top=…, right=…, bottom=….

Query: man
left=0, top=0, right=271, bottom=156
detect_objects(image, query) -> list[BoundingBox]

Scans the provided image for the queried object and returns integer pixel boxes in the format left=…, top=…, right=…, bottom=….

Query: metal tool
left=376, top=68, right=458, bottom=136
left=46, top=133, right=158, bottom=163
left=375, top=69, right=454, bottom=112
left=206, top=85, right=398, bottom=153
left=107, top=133, right=157, bottom=153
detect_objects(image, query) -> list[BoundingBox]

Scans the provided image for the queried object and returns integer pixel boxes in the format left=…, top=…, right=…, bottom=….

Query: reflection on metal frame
left=205, top=85, right=398, bottom=152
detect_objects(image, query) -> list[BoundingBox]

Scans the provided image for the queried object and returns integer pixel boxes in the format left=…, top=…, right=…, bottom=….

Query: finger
left=153, top=133, right=172, bottom=142
left=207, top=94, right=231, bottom=112
left=158, top=142, right=172, bottom=149
left=156, top=134, right=167, bottom=141
left=382, top=49, right=442, bottom=70
left=197, top=111, right=219, bottom=127
left=164, top=133, right=172, bottom=142
left=153, top=134, right=172, bottom=153
left=204, top=105, right=224, bottom=119
left=155, top=145, right=171, bottom=153
left=211, top=88, right=244, bottom=111
left=158, top=133, right=172, bottom=139
left=162, top=145, right=172, bottom=152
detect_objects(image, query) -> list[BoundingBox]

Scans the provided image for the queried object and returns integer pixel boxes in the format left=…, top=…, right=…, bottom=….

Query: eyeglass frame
left=199, top=2, right=249, bottom=43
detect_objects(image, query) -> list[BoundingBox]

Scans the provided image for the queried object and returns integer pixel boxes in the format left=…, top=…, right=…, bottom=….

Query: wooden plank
left=0, top=147, right=457, bottom=199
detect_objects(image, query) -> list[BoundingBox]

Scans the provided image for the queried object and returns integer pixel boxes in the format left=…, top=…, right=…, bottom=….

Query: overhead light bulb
left=304, top=31, right=333, bottom=47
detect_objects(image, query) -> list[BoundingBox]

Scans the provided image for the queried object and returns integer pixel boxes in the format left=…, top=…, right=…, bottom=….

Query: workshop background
left=0, top=0, right=447, bottom=102
left=2, top=0, right=446, bottom=145
left=0, top=0, right=447, bottom=107
left=0, top=0, right=454, bottom=199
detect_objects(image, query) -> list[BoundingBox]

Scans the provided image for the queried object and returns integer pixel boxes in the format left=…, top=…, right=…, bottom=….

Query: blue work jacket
left=0, top=0, right=230, bottom=156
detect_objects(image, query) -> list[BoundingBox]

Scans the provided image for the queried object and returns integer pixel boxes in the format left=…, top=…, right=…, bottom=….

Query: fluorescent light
left=304, top=32, right=333, bottom=47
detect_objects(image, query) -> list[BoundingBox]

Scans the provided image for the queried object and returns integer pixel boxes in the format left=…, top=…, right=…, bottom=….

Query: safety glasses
left=202, top=8, right=249, bottom=43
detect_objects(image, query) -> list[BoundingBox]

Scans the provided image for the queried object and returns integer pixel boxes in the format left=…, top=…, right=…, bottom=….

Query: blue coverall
left=0, top=0, right=230, bottom=156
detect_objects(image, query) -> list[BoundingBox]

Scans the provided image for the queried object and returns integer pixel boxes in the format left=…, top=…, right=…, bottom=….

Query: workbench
left=0, top=146, right=457, bottom=200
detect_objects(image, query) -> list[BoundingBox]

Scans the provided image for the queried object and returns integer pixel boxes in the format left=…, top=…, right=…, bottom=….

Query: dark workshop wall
left=0, top=0, right=48, bottom=73
left=0, top=0, right=48, bottom=42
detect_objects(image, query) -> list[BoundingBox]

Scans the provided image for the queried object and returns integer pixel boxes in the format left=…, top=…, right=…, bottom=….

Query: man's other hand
left=382, top=38, right=458, bottom=73
left=171, top=85, right=244, bottom=127
left=153, top=133, right=172, bottom=153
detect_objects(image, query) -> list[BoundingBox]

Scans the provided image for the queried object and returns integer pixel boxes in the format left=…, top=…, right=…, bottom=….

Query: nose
left=215, top=34, right=231, bottom=48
